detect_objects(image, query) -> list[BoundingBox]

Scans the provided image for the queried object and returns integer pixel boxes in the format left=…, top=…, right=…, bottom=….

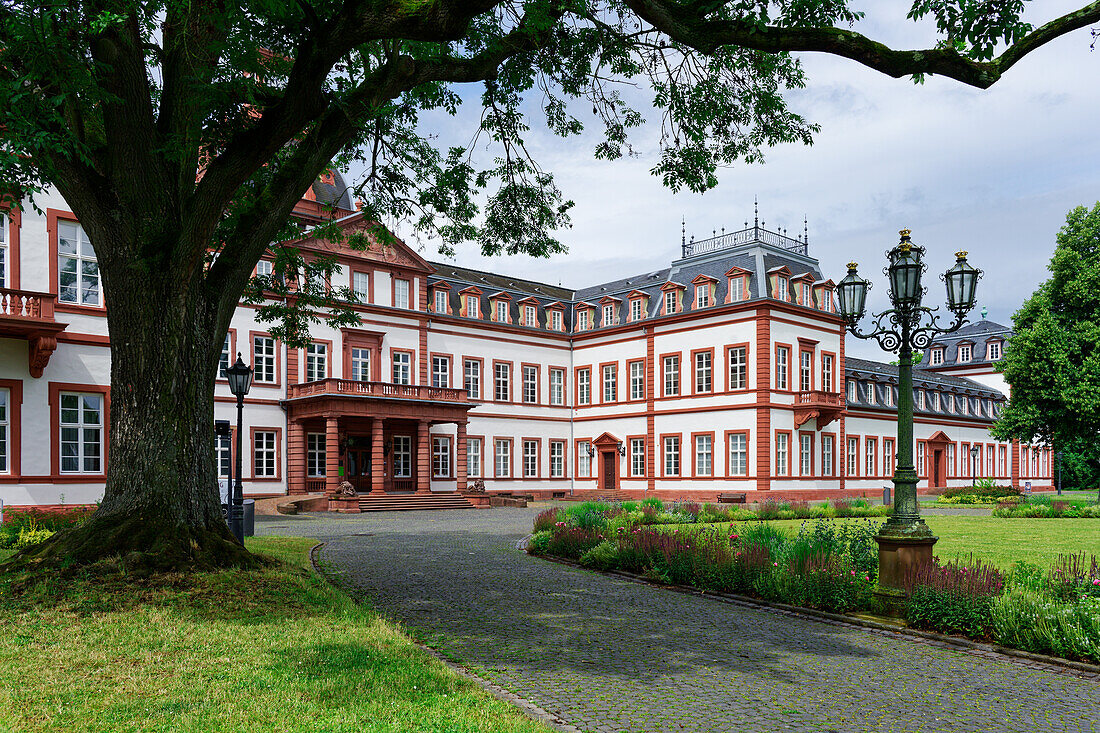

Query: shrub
left=639, top=497, right=664, bottom=511
left=579, top=540, right=620, bottom=570
left=904, top=556, right=1004, bottom=637
left=757, top=501, right=781, bottom=520
left=14, top=526, right=56, bottom=550
left=526, top=530, right=552, bottom=555
left=545, top=527, right=603, bottom=560
left=993, top=589, right=1100, bottom=663
left=777, top=554, right=874, bottom=613
left=532, top=508, right=562, bottom=533
left=942, top=483, right=1019, bottom=500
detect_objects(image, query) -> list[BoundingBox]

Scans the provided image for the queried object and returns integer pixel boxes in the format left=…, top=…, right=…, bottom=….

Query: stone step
left=357, top=493, right=475, bottom=512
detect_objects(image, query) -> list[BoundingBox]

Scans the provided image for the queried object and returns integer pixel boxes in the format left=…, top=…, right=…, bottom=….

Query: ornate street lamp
left=969, top=444, right=981, bottom=488
left=838, top=230, right=981, bottom=607
left=226, top=353, right=254, bottom=544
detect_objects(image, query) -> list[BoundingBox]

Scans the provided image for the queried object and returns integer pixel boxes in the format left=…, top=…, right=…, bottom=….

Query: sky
left=368, top=1, right=1100, bottom=361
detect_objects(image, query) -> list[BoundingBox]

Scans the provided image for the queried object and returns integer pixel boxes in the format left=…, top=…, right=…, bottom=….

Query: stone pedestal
left=874, top=531, right=937, bottom=616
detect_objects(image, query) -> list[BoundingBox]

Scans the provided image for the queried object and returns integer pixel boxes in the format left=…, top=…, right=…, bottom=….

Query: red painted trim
left=461, top=356, right=484, bottom=401
left=492, top=359, right=514, bottom=403
left=690, top=347, right=715, bottom=395
left=599, top=360, right=618, bottom=404
left=249, top=330, right=283, bottom=388
left=2, top=204, right=21, bottom=289
left=48, top=381, right=110, bottom=479
left=248, top=426, right=283, bottom=481
left=342, top=328, right=384, bottom=382
left=755, top=309, right=771, bottom=490
left=690, top=430, right=715, bottom=478
left=520, top=362, right=541, bottom=405
left=0, top=378, right=23, bottom=478
left=47, top=208, right=107, bottom=314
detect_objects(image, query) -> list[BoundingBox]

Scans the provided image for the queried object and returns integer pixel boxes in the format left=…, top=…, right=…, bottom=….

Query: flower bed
left=529, top=504, right=1100, bottom=664
left=992, top=496, right=1100, bottom=518
left=0, top=506, right=95, bottom=551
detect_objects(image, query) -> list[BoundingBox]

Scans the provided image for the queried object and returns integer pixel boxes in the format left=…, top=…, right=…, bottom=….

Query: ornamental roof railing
left=682, top=224, right=808, bottom=259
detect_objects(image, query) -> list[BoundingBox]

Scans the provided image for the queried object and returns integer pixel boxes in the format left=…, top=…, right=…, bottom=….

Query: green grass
left=684, top=516, right=1100, bottom=570
left=0, top=536, right=549, bottom=733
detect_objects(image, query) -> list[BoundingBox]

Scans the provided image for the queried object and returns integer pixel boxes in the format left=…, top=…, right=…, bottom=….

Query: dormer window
left=958, top=344, right=972, bottom=363
left=866, top=383, right=876, bottom=405
left=961, top=395, right=970, bottom=414
left=664, top=290, right=678, bottom=315
left=930, top=348, right=944, bottom=366
left=987, top=341, right=1002, bottom=360
left=946, top=394, right=955, bottom=413
left=434, top=290, right=448, bottom=314
left=801, top=283, right=811, bottom=306
left=466, top=295, right=480, bottom=318
left=550, top=310, right=562, bottom=331
left=847, top=380, right=857, bottom=402
left=777, top=278, right=788, bottom=301
left=603, top=303, right=616, bottom=326
left=630, top=299, right=643, bottom=321
left=931, top=392, right=940, bottom=411
left=730, top=278, right=744, bottom=301
left=885, top=386, right=894, bottom=407
left=496, top=300, right=508, bottom=323
left=696, top=284, right=710, bottom=308
left=820, top=289, right=833, bottom=312
left=916, top=390, right=926, bottom=410
left=577, top=309, right=589, bottom=331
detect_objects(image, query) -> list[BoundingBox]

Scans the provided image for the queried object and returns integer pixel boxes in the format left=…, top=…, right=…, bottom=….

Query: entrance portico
left=284, top=379, right=473, bottom=496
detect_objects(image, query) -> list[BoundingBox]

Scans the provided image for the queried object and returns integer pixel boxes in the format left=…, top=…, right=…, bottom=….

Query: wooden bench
left=717, top=492, right=748, bottom=504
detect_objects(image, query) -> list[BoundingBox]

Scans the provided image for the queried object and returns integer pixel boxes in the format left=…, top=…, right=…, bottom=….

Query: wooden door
left=602, top=451, right=617, bottom=491
left=932, top=449, right=944, bottom=488
left=347, top=448, right=372, bottom=492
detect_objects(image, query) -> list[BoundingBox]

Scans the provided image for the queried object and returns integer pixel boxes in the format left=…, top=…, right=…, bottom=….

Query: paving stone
left=257, top=509, right=1100, bottom=733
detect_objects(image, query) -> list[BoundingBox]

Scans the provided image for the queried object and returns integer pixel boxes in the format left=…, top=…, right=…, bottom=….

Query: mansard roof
left=920, top=318, right=1013, bottom=369
left=846, top=357, right=1003, bottom=398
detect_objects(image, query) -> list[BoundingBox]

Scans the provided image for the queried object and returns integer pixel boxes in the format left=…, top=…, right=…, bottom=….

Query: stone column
left=456, top=421, right=468, bottom=492
left=416, top=420, right=431, bottom=494
left=287, top=419, right=306, bottom=495
left=325, top=416, right=340, bottom=496
left=371, top=417, right=386, bottom=494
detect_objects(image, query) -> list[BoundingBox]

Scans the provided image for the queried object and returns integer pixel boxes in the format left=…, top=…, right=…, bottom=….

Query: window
left=351, top=348, right=371, bottom=382
left=821, top=289, right=832, bottom=311
left=987, top=445, right=995, bottom=477
left=799, top=351, right=812, bottom=392
left=577, top=309, right=589, bottom=331
left=988, top=341, right=1002, bottom=360
left=524, top=305, right=537, bottom=327
left=494, top=439, right=511, bottom=477
left=0, top=212, right=6, bottom=288
left=998, top=445, right=1007, bottom=477
left=550, top=441, right=565, bottom=477
left=466, top=295, right=480, bottom=318
left=253, top=335, right=276, bottom=383
left=432, top=437, right=451, bottom=478
left=432, top=356, right=450, bottom=389
left=728, top=346, right=747, bottom=390
left=467, top=438, right=482, bottom=478
left=216, top=432, right=231, bottom=478
left=630, top=299, right=643, bottom=321
left=663, top=356, right=680, bottom=396
left=822, top=435, right=834, bottom=476
left=494, top=363, right=511, bottom=401
left=946, top=394, right=955, bottom=413
left=695, top=435, right=713, bottom=476
left=550, top=310, right=562, bottom=331
left=930, top=348, right=944, bottom=366
left=866, top=382, right=876, bottom=405
left=663, top=436, right=680, bottom=476
left=917, top=442, right=926, bottom=477
left=392, top=352, right=411, bottom=385
left=352, top=272, right=370, bottom=302
left=847, top=380, right=857, bottom=403
left=219, top=335, right=232, bottom=379
left=729, top=434, right=748, bottom=476
left=729, top=277, right=744, bottom=301
left=696, top=285, right=710, bottom=308
left=866, top=438, right=877, bottom=476
left=602, top=364, right=617, bottom=402
left=0, top=388, right=8, bottom=473
left=695, top=351, right=712, bottom=393
left=522, top=440, right=539, bottom=477
left=776, top=277, right=788, bottom=301
left=603, top=303, right=616, bottom=326
left=664, top=290, right=677, bottom=315
left=549, top=368, right=565, bottom=405
left=931, top=391, right=940, bottom=411
left=974, top=398, right=984, bottom=417
left=961, top=444, right=970, bottom=477
left=948, top=443, right=957, bottom=476
left=885, top=386, right=894, bottom=407
left=821, top=354, right=833, bottom=393
left=578, top=441, right=592, bottom=478
left=960, top=395, right=969, bottom=415
left=434, top=289, right=448, bottom=313
left=775, top=433, right=789, bottom=476
left=394, top=278, right=410, bottom=309
left=800, top=434, right=812, bottom=476
left=630, top=438, right=646, bottom=477
left=496, top=300, right=509, bottom=322
left=775, top=346, right=789, bottom=390
left=58, top=221, right=100, bottom=306
left=306, top=433, right=326, bottom=476
left=958, top=344, right=972, bottom=363
left=460, top=359, right=481, bottom=400
left=393, top=435, right=412, bottom=478
left=577, top=368, right=591, bottom=405
left=801, top=283, right=811, bottom=305
left=254, top=430, right=277, bottom=478
left=884, top=440, right=894, bottom=475
left=522, top=365, right=538, bottom=403
left=916, top=390, right=926, bottom=411
left=305, top=343, right=327, bottom=382
left=630, top=361, right=645, bottom=400
left=846, top=437, right=859, bottom=476
left=59, top=393, right=103, bottom=474
left=256, top=259, right=273, bottom=278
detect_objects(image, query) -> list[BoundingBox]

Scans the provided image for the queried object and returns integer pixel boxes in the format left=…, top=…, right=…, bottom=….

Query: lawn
left=0, top=536, right=549, bottom=733
left=691, top=516, right=1100, bottom=570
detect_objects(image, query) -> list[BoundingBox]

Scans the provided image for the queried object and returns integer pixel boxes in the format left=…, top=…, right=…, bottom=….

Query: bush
left=545, top=527, right=603, bottom=560
left=532, top=508, right=562, bottom=533
left=579, top=540, right=619, bottom=570
left=639, top=497, right=664, bottom=511
left=992, top=589, right=1100, bottom=663
left=941, top=482, right=1019, bottom=500
left=904, top=556, right=1004, bottom=637
left=14, top=527, right=56, bottom=550
left=526, top=530, right=552, bottom=555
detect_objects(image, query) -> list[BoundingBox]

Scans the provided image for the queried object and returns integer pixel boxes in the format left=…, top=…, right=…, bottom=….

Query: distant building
left=0, top=180, right=1051, bottom=510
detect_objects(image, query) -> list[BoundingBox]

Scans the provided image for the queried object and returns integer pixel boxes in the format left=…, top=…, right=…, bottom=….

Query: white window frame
left=695, top=434, right=713, bottom=476
left=630, top=361, right=645, bottom=400
left=578, top=441, right=592, bottom=478
left=0, top=212, right=7, bottom=289
left=775, top=433, right=789, bottom=476
left=432, top=437, right=451, bottom=479
left=822, top=435, right=834, bottom=476
left=695, top=351, right=712, bottom=393
left=846, top=437, right=859, bottom=476
left=550, top=368, right=565, bottom=406
left=664, top=290, right=677, bottom=315
left=59, top=392, right=103, bottom=474
left=663, top=356, right=679, bottom=396
left=958, top=344, right=972, bottom=363
left=305, top=342, right=327, bottom=382
left=948, top=443, right=957, bottom=475
left=663, top=436, right=680, bottom=477
left=494, top=439, right=511, bottom=478
left=256, top=259, right=273, bottom=278
left=550, top=441, right=565, bottom=477
left=728, top=433, right=748, bottom=476
left=522, top=440, right=539, bottom=477
left=464, top=359, right=480, bottom=399
left=603, top=304, right=615, bottom=326
left=930, top=348, right=944, bottom=366
left=884, top=440, right=894, bottom=476
left=467, top=295, right=480, bottom=318
left=353, top=272, right=370, bottom=302
left=728, top=346, right=747, bottom=390
left=577, top=368, right=591, bottom=405
left=0, top=387, right=8, bottom=474
left=630, top=438, right=646, bottom=477
left=630, top=299, right=643, bottom=321
left=351, top=347, right=371, bottom=382
left=576, top=309, right=589, bottom=331
left=496, top=300, right=509, bottom=322
left=394, top=278, right=410, bottom=309
left=776, top=277, right=788, bottom=301
left=432, top=355, right=450, bottom=389
left=799, top=351, right=812, bottom=392
left=216, top=432, right=232, bottom=479
left=524, top=305, right=537, bottom=327
left=393, top=435, right=412, bottom=478
left=602, top=364, right=617, bottom=403
left=392, top=352, right=411, bottom=385
left=775, top=346, right=789, bottom=391
left=434, top=289, right=448, bottom=313
left=800, top=434, right=812, bottom=476
left=219, top=335, right=231, bottom=379
left=467, top=438, right=482, bottom=478
left=866, top=438, right=876, bottom=476
left=253, top=335, right=276, bottom=383
left=522, top=365, right=538, bottom=403
left=57, top=220, right=101, bottom=306
left=821, top=354, right=833, bottom=393
left=494, top=363, right=511, bottom=401
left=695, top=284, right=710, bottom=308
left=254, top=430, right=277, bottom=478
left=550, top=310, right=562, bottom=331
left=306, top=433, right=326, bottom=477
left=987, top=341, right=1002, bottom=360
left=729, top=277, right=744, bottom=301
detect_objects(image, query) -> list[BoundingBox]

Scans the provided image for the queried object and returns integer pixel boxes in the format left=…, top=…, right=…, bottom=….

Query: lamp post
left=837, top=230, right=981, bottom=605
left=225, top=353, right=254, bottom=544
left=969, top=445, right=980, bottom=488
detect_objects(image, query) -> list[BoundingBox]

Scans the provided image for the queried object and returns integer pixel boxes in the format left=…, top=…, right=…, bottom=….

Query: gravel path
left=256, top=509, right=1099, bottom=733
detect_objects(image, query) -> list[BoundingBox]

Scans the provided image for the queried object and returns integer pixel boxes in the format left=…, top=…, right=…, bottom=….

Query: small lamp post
left=838, top=231, right=981, bottom=607
left=226, top=353, right=254, bottom=544
left=969, top=445, right=980, bottom=488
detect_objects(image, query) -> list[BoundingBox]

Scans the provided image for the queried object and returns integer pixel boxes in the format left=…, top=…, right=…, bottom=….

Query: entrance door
left=347, top=448, right=372, bottom=492
left=932, top=449, right=944, bottom=489
left=602, top=451, right=617, bottom=492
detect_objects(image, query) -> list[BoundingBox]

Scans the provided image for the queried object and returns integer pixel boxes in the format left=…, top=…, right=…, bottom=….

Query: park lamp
left=944, top=251, right=982, bottom=314
left=836, top=262, right=869, bottom=325
left=887, top=231, right=925, bottom=309
left=226, top=354, right=254, bottom=398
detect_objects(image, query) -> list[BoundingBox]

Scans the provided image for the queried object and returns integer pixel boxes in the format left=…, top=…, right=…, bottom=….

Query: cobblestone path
left=257, top=509, right=1100, bottom=733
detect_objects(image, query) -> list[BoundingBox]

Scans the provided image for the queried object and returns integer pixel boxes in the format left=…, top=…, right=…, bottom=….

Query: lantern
left=888, top=230, right=924, bottom=308
left=837, top=262, right=869, bottom=323
left=226, top=353, right=254, bottom=398
left=944, top=251, right=981, bottom=313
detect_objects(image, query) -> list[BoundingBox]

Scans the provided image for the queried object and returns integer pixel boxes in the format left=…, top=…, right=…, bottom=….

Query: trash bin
left=882, top=486, right=892, bottom=506
left=243, top=499, right=255, bottom=537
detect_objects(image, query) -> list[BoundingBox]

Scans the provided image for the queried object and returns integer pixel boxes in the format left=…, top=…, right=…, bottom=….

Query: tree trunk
left=11, top=232, right=262, bottom=575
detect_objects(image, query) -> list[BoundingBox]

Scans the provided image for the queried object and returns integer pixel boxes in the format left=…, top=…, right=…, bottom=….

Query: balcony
left=287, top=379, right=468, bottom=403
left=794, top=390, right=844, bottom=428
left=284, top=378, right=472, bottom=423
left=0, top=288, right=68, bottom=377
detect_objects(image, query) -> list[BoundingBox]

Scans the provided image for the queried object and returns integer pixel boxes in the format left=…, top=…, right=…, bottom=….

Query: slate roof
left=310, top=169, right=354, bottom=211
left=919, top=318, right=1013, bottom=369
left=845, top=357, right=1004, bottom=420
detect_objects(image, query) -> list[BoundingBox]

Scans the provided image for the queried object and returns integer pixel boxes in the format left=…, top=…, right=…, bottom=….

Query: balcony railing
left=797, top=390, right=843, bottom=406
left=682, top=224, right=808, bottom=259
left=287, top=378, right=468, bottom=403
left=0, top=288, right=57, bottom=321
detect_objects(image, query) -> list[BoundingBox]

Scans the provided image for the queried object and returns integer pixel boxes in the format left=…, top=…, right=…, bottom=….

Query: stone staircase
left=561, top=489, right=636, bottom=502
left=357, top=492, right=476, bottom=512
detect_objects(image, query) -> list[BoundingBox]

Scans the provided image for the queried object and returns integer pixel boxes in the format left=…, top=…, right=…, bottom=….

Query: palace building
left=0, top=177, right=1052, bottom=510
